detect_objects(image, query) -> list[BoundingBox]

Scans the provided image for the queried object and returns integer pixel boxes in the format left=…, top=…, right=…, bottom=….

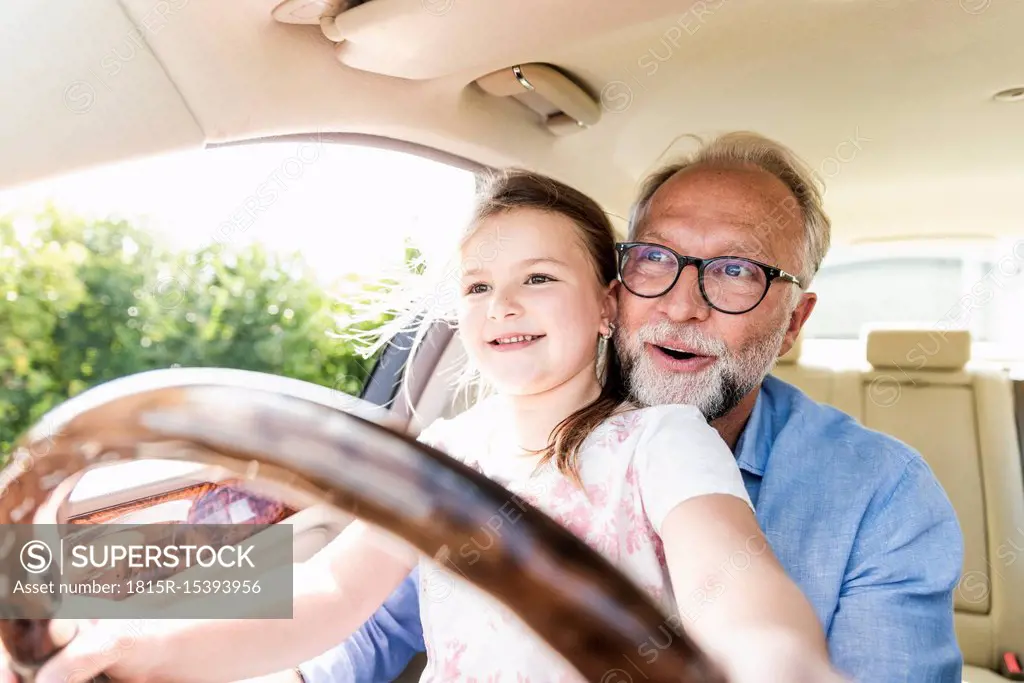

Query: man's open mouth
left=652, top=344, right=709, bottom=361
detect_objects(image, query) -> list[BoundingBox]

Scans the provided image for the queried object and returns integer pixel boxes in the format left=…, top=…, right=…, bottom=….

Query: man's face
left=615, top=164, right=816, bottom=421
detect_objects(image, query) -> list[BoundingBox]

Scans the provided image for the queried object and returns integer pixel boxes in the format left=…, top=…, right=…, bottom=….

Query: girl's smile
left=487, top=333, right=546, bottom=351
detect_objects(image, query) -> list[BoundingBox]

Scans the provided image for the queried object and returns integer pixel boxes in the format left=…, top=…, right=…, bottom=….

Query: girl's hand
left=0, top=644, right=17, bottom=683
left=0, top=618, right=149, bottom=683
left=35, top=618, right=182, bottom=683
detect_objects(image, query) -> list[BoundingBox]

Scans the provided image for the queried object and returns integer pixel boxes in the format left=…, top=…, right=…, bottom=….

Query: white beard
left=615, top=319, right=788, bottom=421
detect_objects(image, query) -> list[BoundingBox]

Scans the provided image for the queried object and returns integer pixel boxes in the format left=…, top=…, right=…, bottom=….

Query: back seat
left=771, top=329, right=1024, bottom=678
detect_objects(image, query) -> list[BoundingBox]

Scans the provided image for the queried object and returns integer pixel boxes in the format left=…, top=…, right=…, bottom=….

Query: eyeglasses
left=615, top=242, right=803, bottom=315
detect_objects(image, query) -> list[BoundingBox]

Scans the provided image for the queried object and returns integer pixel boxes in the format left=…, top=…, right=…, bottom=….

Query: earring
left=600, top=322, right=615, bottom=341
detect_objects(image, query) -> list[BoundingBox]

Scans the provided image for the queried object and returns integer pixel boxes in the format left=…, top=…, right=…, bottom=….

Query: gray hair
left=628, top=131, right=832, bottom=286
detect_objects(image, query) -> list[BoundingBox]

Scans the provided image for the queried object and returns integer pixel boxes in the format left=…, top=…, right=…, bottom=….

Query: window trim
left=207, top=132, right=488, bottom=176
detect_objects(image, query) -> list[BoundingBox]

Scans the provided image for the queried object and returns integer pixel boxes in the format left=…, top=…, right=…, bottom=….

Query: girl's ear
left=600, top=281, right=619, bottom=337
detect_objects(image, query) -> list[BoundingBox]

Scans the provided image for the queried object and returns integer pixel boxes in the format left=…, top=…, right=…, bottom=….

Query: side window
left=972, top=258, right=1024, bottom=351
left=803, top=244, right=1024, bottom=362
left=0, top=138, right=478, bottom=459
left=802, top=258, right=965, bottom=340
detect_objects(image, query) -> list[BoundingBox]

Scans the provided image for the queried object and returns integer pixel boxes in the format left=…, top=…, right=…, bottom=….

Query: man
left=294, top=131, right=964, bottom=682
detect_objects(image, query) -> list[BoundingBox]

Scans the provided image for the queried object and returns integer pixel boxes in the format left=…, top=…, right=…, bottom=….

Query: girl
left=31, top=169, right=841, bottom=683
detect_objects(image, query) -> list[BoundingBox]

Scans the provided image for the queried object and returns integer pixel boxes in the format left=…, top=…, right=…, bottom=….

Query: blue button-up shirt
left=299, top=375, right=964, bottom=682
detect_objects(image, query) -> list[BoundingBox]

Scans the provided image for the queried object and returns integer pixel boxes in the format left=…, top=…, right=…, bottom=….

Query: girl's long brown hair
left=469, top=169, right=629, bottom=487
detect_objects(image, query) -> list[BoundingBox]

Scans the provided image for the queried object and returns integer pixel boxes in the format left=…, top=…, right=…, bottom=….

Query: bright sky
left=0, top=140, right=479, bottom=283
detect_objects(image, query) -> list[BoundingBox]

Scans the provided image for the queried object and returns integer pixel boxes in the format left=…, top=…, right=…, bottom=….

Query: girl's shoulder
left=576, top=403, right=711, bottom=461
left=599, top=402, right=708, bottom=437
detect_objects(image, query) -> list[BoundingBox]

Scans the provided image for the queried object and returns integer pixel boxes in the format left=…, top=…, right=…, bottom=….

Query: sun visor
left=474, top=64, right=600, bottom=135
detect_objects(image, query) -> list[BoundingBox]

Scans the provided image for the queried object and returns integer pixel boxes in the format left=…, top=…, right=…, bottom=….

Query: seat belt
left=994, top=381, right=1024, bottom=681
left=1016, top=379, right=1024, bottom=483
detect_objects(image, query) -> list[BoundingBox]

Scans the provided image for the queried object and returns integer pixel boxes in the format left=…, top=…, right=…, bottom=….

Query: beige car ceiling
left=2, top=0, right=1022, bottom=244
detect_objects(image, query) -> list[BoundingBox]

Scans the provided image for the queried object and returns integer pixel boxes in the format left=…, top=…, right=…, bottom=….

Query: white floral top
left=415, top=398, right=752, bottom=682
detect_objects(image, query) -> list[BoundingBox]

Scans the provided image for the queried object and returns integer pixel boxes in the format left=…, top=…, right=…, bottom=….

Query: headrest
left=866, top=328, right=971, bottom=371
left=776, top=335, right=802, bottom=365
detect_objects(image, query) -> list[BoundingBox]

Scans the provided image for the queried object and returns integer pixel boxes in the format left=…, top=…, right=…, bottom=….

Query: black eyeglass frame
left=614, top=241, right=804, bottom=315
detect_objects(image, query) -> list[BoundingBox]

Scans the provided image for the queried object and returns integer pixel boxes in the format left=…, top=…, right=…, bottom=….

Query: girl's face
left=457, top=208, right=616, bottom=397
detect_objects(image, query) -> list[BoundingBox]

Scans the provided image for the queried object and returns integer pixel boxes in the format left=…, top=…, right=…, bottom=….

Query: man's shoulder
left=763, top=376, right=961, bottom=554
left=763, top=376, right=947, bottom=507
left=767, top=375, right=914, bottom=460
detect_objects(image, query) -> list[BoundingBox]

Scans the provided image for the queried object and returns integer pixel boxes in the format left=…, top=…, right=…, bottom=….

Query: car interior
left=3, top=0, right=1024, bottom=681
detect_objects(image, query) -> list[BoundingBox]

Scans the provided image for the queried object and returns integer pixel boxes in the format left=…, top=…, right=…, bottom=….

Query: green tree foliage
left=0, top=209, right=391, bottom=465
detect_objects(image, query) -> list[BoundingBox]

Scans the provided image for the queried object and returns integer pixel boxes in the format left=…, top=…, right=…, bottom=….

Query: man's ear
left=779, top=291, right=817, bottom=357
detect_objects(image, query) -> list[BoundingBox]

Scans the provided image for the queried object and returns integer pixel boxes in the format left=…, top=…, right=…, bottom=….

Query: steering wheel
left=0, top=368, right=726, bottom=683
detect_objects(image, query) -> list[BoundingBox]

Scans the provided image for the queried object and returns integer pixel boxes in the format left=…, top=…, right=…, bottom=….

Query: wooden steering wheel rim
left=0, top=368, right=725, bottom=683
